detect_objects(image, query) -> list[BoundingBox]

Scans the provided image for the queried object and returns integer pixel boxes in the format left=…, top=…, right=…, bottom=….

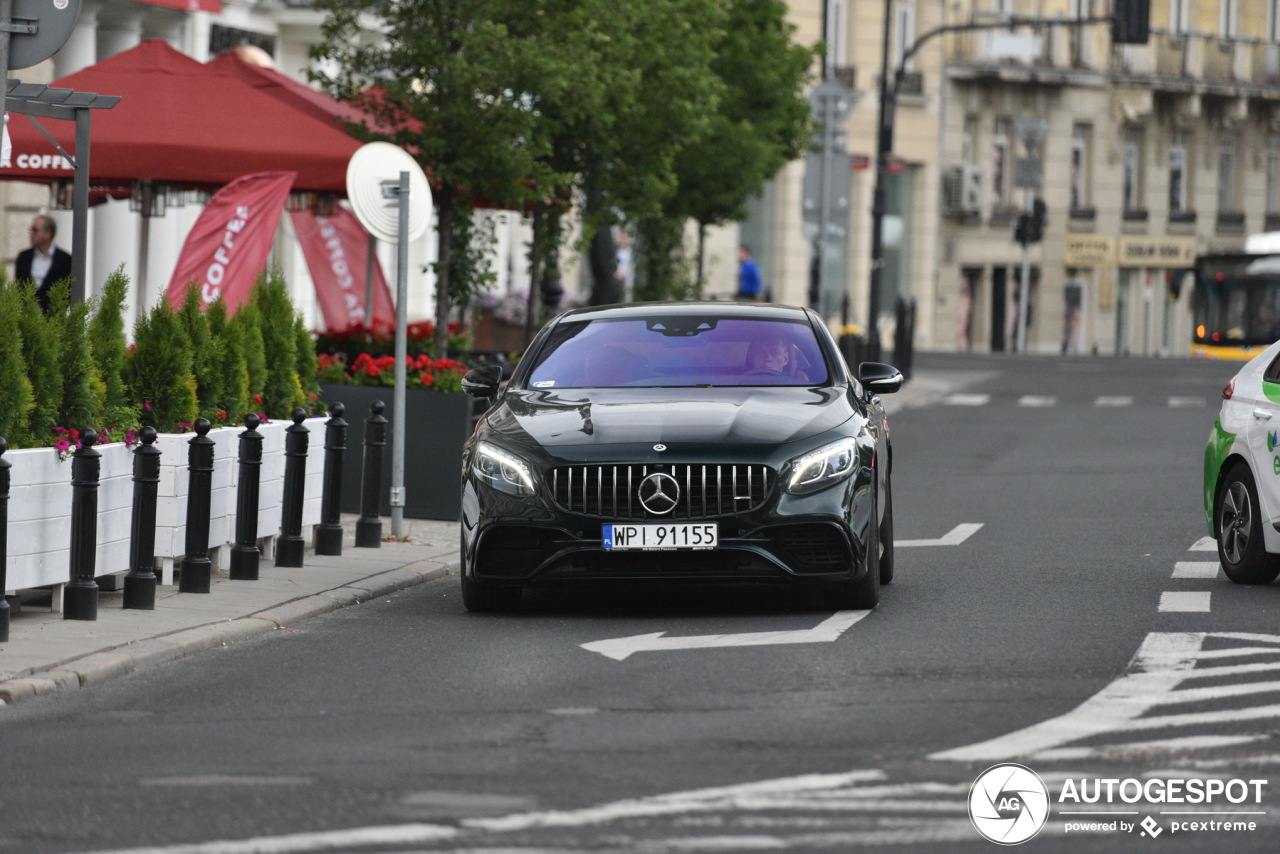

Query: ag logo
left=968, top=763, right=1050, bottom=845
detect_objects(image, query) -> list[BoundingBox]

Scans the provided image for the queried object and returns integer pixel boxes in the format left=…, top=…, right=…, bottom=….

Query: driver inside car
left=745, top=337, right=793, bottom=375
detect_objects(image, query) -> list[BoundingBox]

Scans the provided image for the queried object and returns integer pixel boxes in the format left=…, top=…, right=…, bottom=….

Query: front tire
left=879, top=477, right=895, bottom=585
left=1216, top=463, right=1280, bottom=585
left=824, top=490, right=880, bottom=609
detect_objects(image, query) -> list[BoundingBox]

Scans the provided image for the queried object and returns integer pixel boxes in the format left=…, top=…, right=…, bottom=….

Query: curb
left=0, top=559, right=457, bottom=707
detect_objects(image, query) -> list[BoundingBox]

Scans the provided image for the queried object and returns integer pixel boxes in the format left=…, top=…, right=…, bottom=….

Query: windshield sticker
left=533, top=380, right=556, bottom=388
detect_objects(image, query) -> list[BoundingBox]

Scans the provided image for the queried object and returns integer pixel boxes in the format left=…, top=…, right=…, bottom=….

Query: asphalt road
left=4, top=353, right=1279, bottom=853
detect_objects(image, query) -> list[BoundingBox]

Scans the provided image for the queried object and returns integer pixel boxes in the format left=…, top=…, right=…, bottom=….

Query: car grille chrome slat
left=550, top=463, right=774, bottom=519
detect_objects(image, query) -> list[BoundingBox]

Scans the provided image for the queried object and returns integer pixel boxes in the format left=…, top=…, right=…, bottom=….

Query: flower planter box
left=471, top=308, right=527, bottom=353
left=320, top=384, right=477, bottom=521
left=3, top=416, right=329, bottom=602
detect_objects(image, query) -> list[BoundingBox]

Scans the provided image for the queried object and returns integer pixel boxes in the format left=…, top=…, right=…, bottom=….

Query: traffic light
left=1113, top=0, right=1151, bottom=44
left=1014, top=198, right=1047, bottom=245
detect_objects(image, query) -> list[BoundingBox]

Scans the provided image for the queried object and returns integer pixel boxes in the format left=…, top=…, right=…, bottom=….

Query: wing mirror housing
left=858, top=361, right=904, bottom=395
left=462, top=365, right=503, bottom=398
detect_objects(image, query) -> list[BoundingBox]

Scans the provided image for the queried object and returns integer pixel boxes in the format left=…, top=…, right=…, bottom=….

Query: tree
left=311, top=0, right=560, bottom=358
left=671, top=0, right=814, bottom=288
left=88, top=267, right=138, bottom=433
left=0, top=284, right=34, bottom=446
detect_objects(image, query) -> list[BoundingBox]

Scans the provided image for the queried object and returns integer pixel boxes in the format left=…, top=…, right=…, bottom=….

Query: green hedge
left=0, top=270, right=321, bottom=449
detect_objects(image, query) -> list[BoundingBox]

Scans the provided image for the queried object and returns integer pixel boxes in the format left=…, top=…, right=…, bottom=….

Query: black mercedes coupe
left=458, top=302, right=902, bottom=612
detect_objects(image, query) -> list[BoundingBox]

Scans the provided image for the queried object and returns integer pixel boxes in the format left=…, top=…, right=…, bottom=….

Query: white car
left=1205, top=338, right=1280, bottom=584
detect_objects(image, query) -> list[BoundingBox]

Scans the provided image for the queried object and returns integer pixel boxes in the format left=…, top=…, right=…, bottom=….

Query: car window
left=1266, top=351, right=1280, bottom=385
left=525, top=317, right=830, bottom=389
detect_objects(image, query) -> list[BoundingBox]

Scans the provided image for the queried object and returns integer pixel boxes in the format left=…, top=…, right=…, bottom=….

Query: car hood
left=483, top=387, right=857, bottom=454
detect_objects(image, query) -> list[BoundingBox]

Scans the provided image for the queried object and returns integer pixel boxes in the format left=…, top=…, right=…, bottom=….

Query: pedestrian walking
left=737, top=245, right=763, bottom=302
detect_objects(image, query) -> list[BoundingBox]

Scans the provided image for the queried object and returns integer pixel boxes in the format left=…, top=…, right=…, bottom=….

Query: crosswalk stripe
left=1172, top=561, right=1219, bottom=579
left=1159, top=591, right=1212, bottom=612
left=1094, top=395, right=1133, bottom=407
left=1168, top=396, right=1207, bottom=408
left=1017, top=395, right=1056, bottom=407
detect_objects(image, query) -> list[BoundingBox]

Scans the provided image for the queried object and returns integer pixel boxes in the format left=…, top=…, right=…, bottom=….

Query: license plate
left=603, top=523, right=718, bottom=551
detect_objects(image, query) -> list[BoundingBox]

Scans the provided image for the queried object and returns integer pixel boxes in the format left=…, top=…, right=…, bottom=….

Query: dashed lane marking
left=1017, top=395, right=1056, bottom=407
left=1094, top=395, right=1133, bottom=407
left=1159, top=592, right=1212, bottom=612
left=942, top=393, right=990, bottom=406
left=1172, top=561, right=1220, bottom=579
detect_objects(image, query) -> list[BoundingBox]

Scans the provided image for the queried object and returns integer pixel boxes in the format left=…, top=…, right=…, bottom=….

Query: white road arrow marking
left=580, top=610, right=871, bottom=662
left=897, top=523, right=984, bottom=548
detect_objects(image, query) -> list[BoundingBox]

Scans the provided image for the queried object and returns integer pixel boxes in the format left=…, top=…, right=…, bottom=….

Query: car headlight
left=787, top=437, right=859, bottom=494
left=474, top=442, right=535, bottom=496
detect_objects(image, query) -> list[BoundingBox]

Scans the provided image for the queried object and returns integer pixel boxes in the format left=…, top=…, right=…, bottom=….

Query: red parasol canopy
left=0, top=40, right=362, bottom=193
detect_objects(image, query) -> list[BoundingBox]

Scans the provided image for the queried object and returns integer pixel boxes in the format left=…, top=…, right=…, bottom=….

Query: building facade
left=753, top=0, right=1280, bottom=356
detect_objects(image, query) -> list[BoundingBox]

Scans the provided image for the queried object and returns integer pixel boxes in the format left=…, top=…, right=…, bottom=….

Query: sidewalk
left=0, top=514, right=461, bottom=706
left=0, top=365, right=968, bottom=708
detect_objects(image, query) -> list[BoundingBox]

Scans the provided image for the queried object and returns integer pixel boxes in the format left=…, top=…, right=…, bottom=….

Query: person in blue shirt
left=737, top=244, right=763, bottom=301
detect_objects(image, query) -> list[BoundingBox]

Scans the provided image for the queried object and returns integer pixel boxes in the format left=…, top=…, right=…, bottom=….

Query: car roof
left=554, top=301, right=816, bottom=324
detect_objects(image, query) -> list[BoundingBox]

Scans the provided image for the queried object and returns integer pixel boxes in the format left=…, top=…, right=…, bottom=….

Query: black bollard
left=315, top=402, right=347, bottom=556
left=355, top=400, right=387, bottom=549
left=123, top=427, right=161, bottom=609
left=229, top=414, right=264, bottom=581
left=0, top=438, right=9, bottom=641
left=64, top=429, right=101, bottom=621
left=275, top=408, right=309, bottom=568
left=178, top=418, right=215, bottom=594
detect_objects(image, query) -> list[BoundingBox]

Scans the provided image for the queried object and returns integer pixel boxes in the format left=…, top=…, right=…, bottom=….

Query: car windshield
left=525, top=316, right=831, bottom=388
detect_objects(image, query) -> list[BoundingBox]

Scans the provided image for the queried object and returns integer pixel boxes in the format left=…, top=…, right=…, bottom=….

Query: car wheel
left=1216, top=463, right=1280, bottom=585
left=823, top=489, right=880, bottom=609
left=879, top=477, right=895, bottom=585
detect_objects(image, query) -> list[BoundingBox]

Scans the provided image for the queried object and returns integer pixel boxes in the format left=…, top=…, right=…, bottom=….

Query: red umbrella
left=0, top=40, right=362, bottom=192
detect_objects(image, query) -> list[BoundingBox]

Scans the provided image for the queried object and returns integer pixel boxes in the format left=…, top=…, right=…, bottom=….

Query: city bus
left=1193, top=233, right=1280, bottom=360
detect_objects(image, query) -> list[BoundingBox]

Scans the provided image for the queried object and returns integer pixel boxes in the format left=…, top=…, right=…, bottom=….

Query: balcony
left=1217, top=210, right=1246, bottom=232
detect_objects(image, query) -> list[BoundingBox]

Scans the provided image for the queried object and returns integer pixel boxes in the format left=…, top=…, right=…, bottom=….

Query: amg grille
left=550, top=464, right=774, bottom=519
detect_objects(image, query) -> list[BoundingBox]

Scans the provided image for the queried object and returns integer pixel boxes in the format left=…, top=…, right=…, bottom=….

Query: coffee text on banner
left=291, top=207, right=395, bottom=333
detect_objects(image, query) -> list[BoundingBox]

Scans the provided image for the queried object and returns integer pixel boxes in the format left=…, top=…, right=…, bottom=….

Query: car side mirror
left=462, top=365, right=503, bottom=398
left=858, top=361, right=904, bottom=395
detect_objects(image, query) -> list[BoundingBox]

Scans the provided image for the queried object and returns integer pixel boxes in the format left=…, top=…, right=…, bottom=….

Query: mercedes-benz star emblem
left=638, top=472, right=680, bottom=516
left=653, top=444, right=667, bottom=452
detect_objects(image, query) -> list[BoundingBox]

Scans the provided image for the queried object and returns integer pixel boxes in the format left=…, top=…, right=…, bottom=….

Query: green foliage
left=250, top=271, right=304, bottom=416
left=127, top=301, right=198, bottom=432
left=0, top=284, right=34, bottom=446
left=59, top=298, right=106, bottom=432
left=670, top=0, right=814, bottom=230
left=294, top=312, right=321, bottom=408
left=230, top=301, right=268, bottom=407
left=177, top=282, right=226, bottom=421
left=88, top=266, right=139, bottom=434
left=207, top=299, right=250, bottom=425
left=633, top=216, right=697, bottom=302
left=16, top=281, right=62, bottom=444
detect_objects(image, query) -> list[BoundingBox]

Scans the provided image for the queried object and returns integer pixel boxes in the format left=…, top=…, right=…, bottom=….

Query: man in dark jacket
left=15, top=215, right=72, bottom=313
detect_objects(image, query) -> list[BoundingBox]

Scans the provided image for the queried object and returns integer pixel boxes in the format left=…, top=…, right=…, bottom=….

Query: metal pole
left=123, top=426, right=160, bottom=609
left=365, top=233, right=376, bottom=331
left=178, top=418, right=215, bottom=593
left=355, top=400, right=386, bottom=549
left=867, top=0, right=895, bottom=363
left=229, top=414, right=264, bottom=580
left=391, top=171, right=409, bottom=537
left=1017, top=188, right=1033, bottom=354
left=275, top=408, right=309, bottom=568
left=72, top=109, right=90, bottom=305
left=314, top=402, right=347, bottom=556
left=64, top=429, right=100, bottom=620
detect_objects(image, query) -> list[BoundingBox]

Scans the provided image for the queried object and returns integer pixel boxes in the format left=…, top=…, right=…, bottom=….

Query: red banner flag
left=291, top=207, right=395, bottom=333
left=166, top=171, right=296, bottom=312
